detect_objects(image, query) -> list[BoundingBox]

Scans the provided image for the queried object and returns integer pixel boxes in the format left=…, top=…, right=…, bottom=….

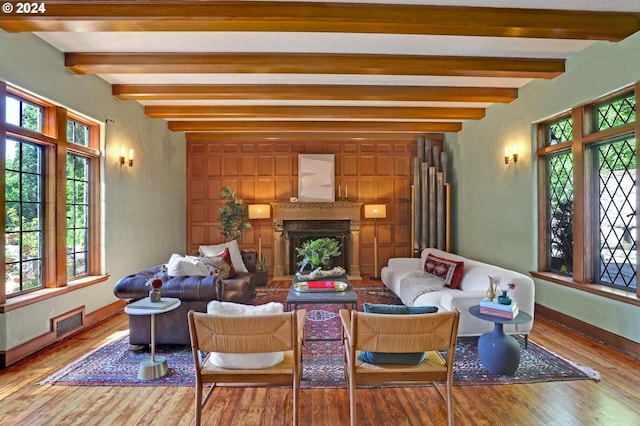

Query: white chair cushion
left=205, top=301, right=285, bottom=369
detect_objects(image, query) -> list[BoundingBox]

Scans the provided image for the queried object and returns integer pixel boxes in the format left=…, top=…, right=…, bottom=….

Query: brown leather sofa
left=114, top=250, right=258, bottom=345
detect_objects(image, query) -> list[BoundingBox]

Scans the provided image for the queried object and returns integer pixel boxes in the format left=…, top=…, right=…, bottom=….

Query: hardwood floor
left=0, top=288, right=638, bottom=425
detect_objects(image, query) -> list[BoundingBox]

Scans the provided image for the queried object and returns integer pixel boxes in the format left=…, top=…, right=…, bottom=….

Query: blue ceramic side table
left=468, top=305, right=532, bottom=376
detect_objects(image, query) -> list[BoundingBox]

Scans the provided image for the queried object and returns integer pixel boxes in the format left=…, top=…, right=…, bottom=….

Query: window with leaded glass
left=547, top=117, right=573, bottom=146
left=591, top=93, right=637, bottom=291
left=537, top=86, right=638, bottom=297
left=594, top=94, right=636, bottom=132
left=547, top=152, right=574, bottom=274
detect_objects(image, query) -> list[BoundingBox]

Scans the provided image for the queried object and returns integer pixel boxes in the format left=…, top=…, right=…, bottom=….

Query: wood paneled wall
left=187, top=137, right=443, bottom=275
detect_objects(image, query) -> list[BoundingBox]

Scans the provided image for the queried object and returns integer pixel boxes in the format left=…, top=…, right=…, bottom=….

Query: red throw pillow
left=424, top=253, right=464, bottom=289
left=215, top=247, right=237, bottom=278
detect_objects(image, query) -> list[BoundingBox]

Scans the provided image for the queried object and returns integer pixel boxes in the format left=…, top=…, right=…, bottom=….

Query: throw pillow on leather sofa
left=114, top=249, right=259, bottom=346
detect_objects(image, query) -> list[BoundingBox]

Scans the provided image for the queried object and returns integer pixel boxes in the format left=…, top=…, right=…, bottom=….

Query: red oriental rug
left=38, top=287, right=599, bottom=388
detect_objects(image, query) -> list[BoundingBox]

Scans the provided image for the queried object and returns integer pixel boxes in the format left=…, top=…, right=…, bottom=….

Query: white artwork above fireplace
left=298, top=154, right=335, bottom=202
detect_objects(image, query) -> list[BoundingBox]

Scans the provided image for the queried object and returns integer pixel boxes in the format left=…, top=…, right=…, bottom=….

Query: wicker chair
left=188, top=309, right=307, bottom=426
left=339, top=309, right=460, bottom=426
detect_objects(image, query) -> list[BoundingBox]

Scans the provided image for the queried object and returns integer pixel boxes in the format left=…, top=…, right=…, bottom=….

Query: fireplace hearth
left=271, top=202, right=362, bottom=280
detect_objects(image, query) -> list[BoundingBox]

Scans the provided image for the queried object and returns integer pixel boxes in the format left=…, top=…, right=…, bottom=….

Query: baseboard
left=535, top=303, right=640, bottom=358
left=0, top=300, right=126, bottom=368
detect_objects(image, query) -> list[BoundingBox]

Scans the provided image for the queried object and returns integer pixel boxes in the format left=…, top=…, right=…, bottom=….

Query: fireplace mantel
left=271, top=202, right=362, bottom=280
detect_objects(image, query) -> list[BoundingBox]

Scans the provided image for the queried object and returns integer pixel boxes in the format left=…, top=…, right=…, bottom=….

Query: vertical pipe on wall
left=441, top=151, right=448, bottom=183
left=413, top=157, right=422, bottom=252
left=445, top=183, right=451, bottom=252
left=413, top=136, right=452, bottom=254
left=432, top=145, right=441, bottom=175
left=421, top=163, right=429, bottom=249
left=428, top=166, right=437, bottom=248
left=424, top=139, right=433, bottom=166
left=437, top=172, right=445, bottom=250
left=417, top=135, right=425, bottom=162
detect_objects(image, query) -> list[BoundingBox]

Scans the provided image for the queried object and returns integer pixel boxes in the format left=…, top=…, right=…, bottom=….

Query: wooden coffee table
left=286, top=276, right=356, bottom=344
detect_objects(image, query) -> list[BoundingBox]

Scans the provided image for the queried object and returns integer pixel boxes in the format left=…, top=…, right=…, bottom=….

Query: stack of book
left=479, top=298, right=519, bottom=319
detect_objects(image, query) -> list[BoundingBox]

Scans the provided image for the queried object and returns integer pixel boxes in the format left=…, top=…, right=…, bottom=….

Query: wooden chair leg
left=194, top=382, right=202, bottom=426
left=293, top=380, right=300, bottom=426
left=349, top=373, right=356, bottom=426
left=446, top=380, right=454, bottom=426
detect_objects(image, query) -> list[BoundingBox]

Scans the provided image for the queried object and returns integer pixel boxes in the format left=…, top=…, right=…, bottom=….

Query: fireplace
left=287, top=221, right=350, bottom=275
left=271, top=202, right=362, bottom=280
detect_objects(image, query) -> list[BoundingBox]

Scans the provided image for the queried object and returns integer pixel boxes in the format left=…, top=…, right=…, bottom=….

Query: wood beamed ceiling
left=1, top=1, right=639, bottom=143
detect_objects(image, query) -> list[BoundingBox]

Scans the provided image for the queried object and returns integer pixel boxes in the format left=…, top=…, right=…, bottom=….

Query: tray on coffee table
left=293, top=280, right=349, bottom=292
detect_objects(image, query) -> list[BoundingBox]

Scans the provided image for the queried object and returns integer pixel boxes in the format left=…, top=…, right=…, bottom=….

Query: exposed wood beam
left=1, top=2, right=637, bottom=41
left=168, top=120, right=462, bottom=133
left=145, top=105, right=485, bottom=120
left=186, top=132, right=430, bottom=143
left=114, top=84, right=518, bottom=103
left=66, top=53, right=564, bottom=79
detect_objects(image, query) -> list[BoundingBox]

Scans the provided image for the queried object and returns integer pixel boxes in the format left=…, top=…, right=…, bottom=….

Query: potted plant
left=217, top=186, right=252, bottom=241
left=296, top=237, right=342, bottom=272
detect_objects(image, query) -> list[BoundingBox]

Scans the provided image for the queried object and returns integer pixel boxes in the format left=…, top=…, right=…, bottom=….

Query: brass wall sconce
left=504, top=145, right=518, bottom=165
left=119, top=145, right=134, bottom=167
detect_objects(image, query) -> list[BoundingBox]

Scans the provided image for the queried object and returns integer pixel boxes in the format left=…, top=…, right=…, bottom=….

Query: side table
left=124, top=297, right=181, bottom=380
left=468, top=305, right=532, bottom=376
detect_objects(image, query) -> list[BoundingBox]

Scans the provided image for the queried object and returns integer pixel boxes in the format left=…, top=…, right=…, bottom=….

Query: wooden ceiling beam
left=185, top=132, right=432, bottom=143
left=168, top=120, right=462, bottom=133
left=114, top=84, right=518, bottom=103
left=144, top=105, right=485, bottom=120
left=1, top=2, right=637, bottom=41
left=66, top=53, right=564, bottom=79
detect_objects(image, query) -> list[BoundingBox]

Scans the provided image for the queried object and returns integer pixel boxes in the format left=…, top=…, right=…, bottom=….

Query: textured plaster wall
left=450, top=32, right=640, bottom=343
left=0, top=31, right=186, bottom=350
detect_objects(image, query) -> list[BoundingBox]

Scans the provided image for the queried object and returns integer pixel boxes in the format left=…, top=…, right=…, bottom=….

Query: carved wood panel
left=187, top=137, right=443, bottom=274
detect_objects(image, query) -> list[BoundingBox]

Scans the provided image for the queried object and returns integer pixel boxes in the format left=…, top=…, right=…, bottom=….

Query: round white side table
left=124, top=297, right=181, bottom=380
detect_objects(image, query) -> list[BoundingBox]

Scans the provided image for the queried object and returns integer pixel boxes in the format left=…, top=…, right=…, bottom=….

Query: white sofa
left=381, top=248, right=535, bottom=337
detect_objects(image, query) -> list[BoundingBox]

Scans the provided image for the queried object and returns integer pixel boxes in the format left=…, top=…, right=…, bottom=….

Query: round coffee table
left=124, top=297, right=181, bottom=380
left=468, top=305, right=532, bottom=376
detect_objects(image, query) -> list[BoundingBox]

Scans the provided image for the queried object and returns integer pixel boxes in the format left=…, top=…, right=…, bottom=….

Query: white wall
left=0, top=31, right=186, bottom=350
left=450, top=32, right=640, bottom=343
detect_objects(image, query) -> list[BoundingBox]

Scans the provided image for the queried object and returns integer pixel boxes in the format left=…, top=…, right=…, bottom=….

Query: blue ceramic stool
left=469, top=305, right=533, bottom=376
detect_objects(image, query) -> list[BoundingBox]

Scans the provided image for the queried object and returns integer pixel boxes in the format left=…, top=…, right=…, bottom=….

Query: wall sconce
left=119, top=145, right=134, bottom=167
left=248, top=204, right=271, bottom=260
left=504, top=145, right=518, bottom=165
left=364, top=204, right=387, bottom=280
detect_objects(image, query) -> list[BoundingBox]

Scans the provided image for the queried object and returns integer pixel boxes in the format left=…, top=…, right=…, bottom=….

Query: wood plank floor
left=0, top=288, right=639, bottom=425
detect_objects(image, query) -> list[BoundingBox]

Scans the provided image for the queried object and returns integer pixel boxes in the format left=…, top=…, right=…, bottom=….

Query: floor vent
left=53, top=308, right=85, bottom=338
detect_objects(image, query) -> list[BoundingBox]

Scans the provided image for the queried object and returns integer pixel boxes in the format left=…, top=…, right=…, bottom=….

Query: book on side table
left=479, top=298, right=519, bottom=319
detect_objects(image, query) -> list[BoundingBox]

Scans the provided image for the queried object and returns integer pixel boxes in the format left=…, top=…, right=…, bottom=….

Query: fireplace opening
left=286, top=220, right=350, bottom=275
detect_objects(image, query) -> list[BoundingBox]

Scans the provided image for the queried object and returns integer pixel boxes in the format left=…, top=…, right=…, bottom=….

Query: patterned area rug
left=39, top=287, right=599, bottom=388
